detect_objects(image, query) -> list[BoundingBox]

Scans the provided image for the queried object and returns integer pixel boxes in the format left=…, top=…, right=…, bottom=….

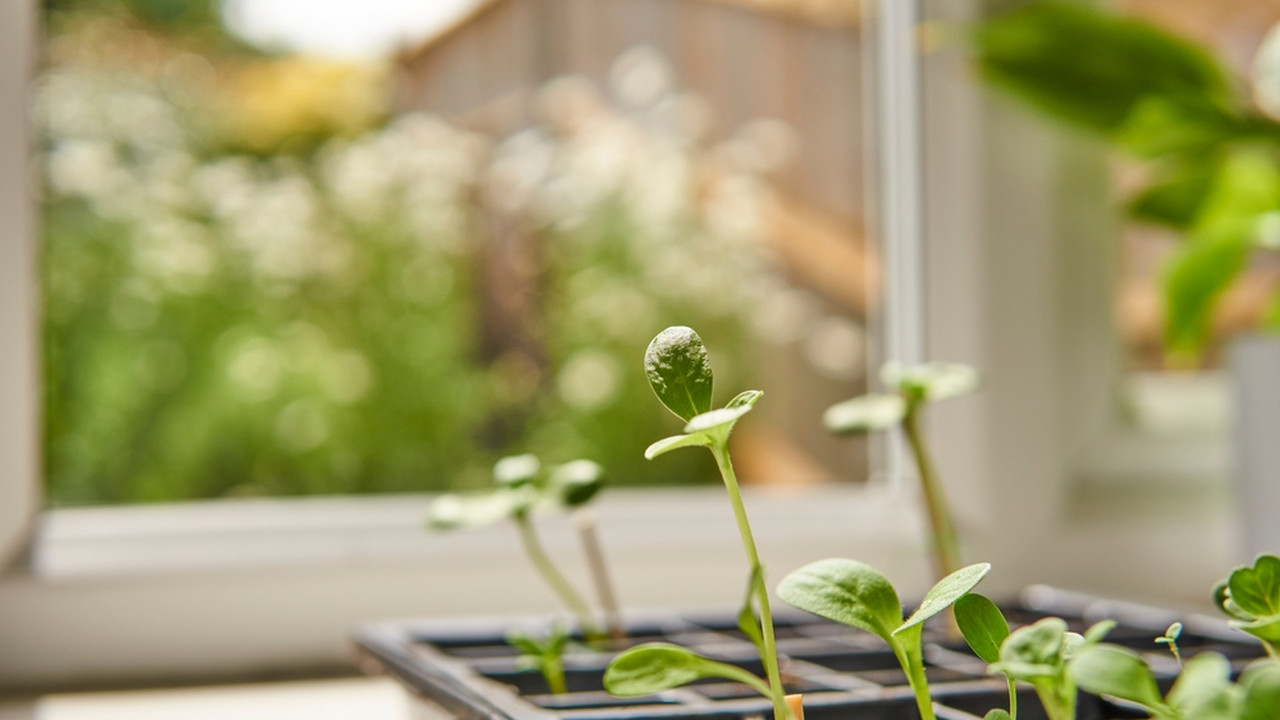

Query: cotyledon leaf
left=955, top=593, right=1010, bottom=665
left=896, top=563, right=991, bottom=635
left=777, top=558, right=902, bottom=643
left=603, top=643, right=772, bottom=698
left=644, top=326, right=714, bottom=422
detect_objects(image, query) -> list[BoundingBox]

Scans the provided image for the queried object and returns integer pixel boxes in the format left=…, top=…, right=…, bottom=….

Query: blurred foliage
left=975, top=2, right=1280, bottom=360
left=39, top=15, right=782, bottom=504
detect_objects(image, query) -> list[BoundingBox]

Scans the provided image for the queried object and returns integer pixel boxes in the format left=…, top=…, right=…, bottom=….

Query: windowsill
left=0, top=677, right=408, bottom=720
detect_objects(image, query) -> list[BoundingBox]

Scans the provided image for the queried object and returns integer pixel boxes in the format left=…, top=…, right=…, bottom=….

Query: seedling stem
left=515, top=513, right=605, bottom=643
left=902, top=402, right=961, bottom=580
left=712, top=442, right=790, bottom=720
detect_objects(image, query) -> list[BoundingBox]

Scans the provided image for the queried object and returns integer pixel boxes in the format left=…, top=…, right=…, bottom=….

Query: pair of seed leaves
left=642, top=326, right=761, bottom=458
left=1214, top=554, right=1280, bottom=645
left=604, top=560, right=992, bottom=698
left=507, top=624, right=572, bottom=693
left=955, top=595, right=1280, bottom=720
left=426, top=455, right=605, bottom=531
left=823, top=363, right=978, bottom=435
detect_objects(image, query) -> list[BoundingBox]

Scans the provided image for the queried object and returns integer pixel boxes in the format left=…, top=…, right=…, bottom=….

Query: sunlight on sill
left=0, top=677, right=407, bottom=720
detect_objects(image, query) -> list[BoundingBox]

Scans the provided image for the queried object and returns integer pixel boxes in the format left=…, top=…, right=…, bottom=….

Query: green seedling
left=1071, top=644, right=1280, bottom=719
left=1213, top=554, right=1280, bottom=661
left=777, top=557, right=991, bottom=720
left=427, top=454, right=616, bottom=645
left=1157, top=622, right=1184, bottom=668
left=955, top=594, right=1115, bottom=720
left=824, top=363, right=977, bottom=581
left=507, top=625, right=572, bottom=695
left=602, top=326, right=793, bottom=720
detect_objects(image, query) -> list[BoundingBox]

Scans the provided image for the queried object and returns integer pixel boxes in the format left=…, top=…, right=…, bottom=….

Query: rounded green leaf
left=955, top=593, right=1009, bottom=664
left=603, top=643, right=772, bottom=698
left=896, top=563, right=991, bottom=635
left=1070, top=644, right=1165, bottom=713
left=1167, top=651, right=1231, bottom=713
left=823, top=394, right=906, bottom=435
left=549, top=459, right=604, bottom=507
left=644, top=433, right=711, bottom=460
left=494, top=454, right=541, bottom=487
left=1083, top=619, right=1117, bottom=646
left=426, top=491, right=517, bottom=530
left=1001, top=617, right=1067, bottom=669
left=880, top=363, right=979, bottom=403
left=644, top=327, right=714, bottom=422
left=1240, top=660, right=1280, bottom=720
left=777, top=558, right=902, bottom=643
left=1229, top=554, right=1280, bottom=618
left=1234, top=615, right=1280, bottom=643
left=983, top=711, right=1013, bottom=720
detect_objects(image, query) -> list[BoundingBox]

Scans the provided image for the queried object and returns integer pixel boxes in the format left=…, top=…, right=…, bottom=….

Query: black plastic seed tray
left=355, top=587, right=1269, bottom=720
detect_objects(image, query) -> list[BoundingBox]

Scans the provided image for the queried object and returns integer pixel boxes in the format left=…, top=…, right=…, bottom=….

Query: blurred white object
left=1231, top=336, right=1280, bottom=561
left=1253, top=22, right=1280, bottom=119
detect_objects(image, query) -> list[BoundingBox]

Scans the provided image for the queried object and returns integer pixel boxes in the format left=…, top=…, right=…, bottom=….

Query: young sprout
left=1071, top=643, right=1280, bottom=719
left=507, top=625, right=571, bottom=695
left=955, top=594, right=1115, bottom=720
left=602, top=326, right=793, bottom=720
left=1213, top=553, right=1280, bottom=662
left=427, top=454, right=614, bottom=645
left=1157, top=621, right=1184, bottom=668
left=823, top=363, right=977, bottom=582
left=777, top=558, right=991, bottom=720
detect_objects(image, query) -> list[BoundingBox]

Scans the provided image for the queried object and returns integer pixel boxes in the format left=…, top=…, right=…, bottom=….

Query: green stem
left=1264, top=640, right=1280, bottom=663
left=901, top=405, right=962, bottom=580
left=1007, top=677, right=1018, bottom=720
left=543, top=657, right=567, bottom=695
left=893, top=643, right=937, bottom=720
left=514, top=514, right=604, bottom=642
left=711, top=442, right=791, bottom=720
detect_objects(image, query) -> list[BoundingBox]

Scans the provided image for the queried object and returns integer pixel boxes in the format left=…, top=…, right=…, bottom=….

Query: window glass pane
left=38, top=0, right=879, bottom=505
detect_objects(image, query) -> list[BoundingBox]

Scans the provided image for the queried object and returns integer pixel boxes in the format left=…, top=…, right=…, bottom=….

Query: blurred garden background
left=38, top=0, right=874, bottom=505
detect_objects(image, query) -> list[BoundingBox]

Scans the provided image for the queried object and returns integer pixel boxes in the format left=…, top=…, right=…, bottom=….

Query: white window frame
left=0, top=0, right=1241, bottom=692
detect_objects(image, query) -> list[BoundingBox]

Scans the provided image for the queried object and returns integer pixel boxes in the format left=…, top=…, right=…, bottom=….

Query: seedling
left=777, top=557, right=991, bottom=720
left=955, top=594, right=1115, bottom=720
left=602, top=326, right=793, bottom=720
left=1213, top=553, right=1280, bottom=661
left=507, top=625, right=571, bottom=695
left=427, top=454, right=618, bottom=647
left=823, top=363, right=977, bottom=581
left=1071, top=642, right=1280, bottom=719
left=1157, top=622, right=1184, bottom=668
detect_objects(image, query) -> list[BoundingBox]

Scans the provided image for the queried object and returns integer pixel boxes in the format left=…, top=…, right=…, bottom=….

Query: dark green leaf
left=983, top=711, right=1013, bottom=720
left=603, top=643, right=772, bottom=698
left=548, top=459, right=604, bottom=507
left=975, top=2, right=1229, bottom=134
left=955, top=593, right=1010, bottom=664
left=1229, top=555, right=1280, bottom=618
left=823, top=394, right=906, bottom=435
left=1070, top=644, right=1166, bottom=713
left=1215, top=579, right=1256, bottom=621
left=897, top=563, right=991, bottom=635
left=644, top=327, right=714, bottom=422
left=777, top=558, right=902, bottom=644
